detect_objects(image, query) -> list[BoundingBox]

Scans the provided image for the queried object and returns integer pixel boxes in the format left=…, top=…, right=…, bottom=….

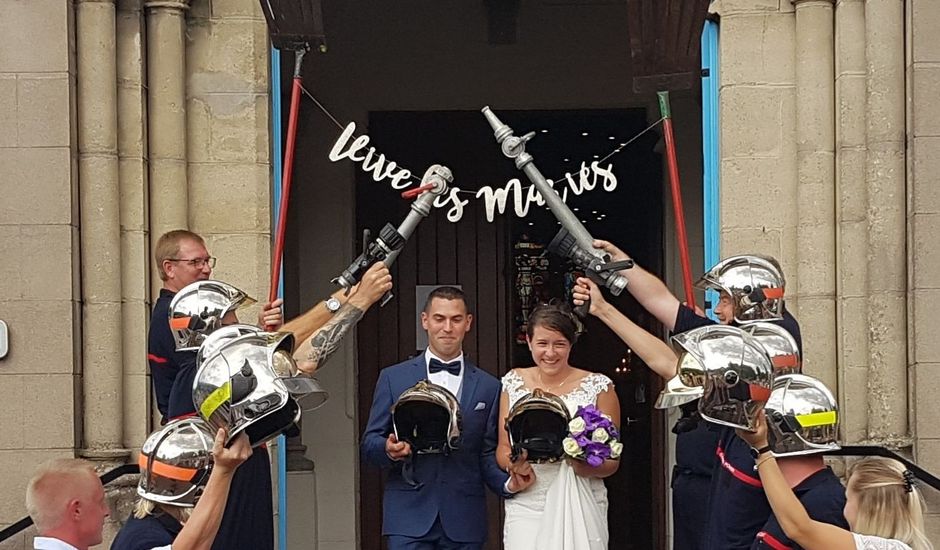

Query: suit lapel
left=407, top=354, right=427, bottom=386
left=459, top=361, right=481, bottom=413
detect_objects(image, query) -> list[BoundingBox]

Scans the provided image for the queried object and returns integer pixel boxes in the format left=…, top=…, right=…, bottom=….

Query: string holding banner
left=302, top=85, right=661, bottom=224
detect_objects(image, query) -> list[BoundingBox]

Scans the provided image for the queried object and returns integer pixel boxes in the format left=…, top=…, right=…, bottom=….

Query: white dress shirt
left=425, top=349, right=464, bottom=398
left=33, top=537, right=80, bottom=550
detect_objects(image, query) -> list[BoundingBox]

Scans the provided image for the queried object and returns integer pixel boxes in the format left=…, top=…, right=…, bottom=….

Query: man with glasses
left=147, top=229, right=392, bottom=550
left=149, top=229, right=221, bottom=421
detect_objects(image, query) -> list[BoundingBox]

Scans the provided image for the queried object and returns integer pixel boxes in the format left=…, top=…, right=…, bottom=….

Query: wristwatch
left=749, top=444, right=772, bottom=459
left=325, top=297, right=342, bottom=313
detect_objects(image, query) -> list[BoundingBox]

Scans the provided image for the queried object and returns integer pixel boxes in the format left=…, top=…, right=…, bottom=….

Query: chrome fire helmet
left=696, top=255, right=786, bottom=323
left=654, top=352, right=705, bottom=409
left=193, top=329, right=301, bottom=447
left=168, top=280, right=256, bottom=351
left=765, top=374, right=840, bottom=457
left=392, top=380, right=461, bottom=454
left=505, top=389, right=571, bottom=463
left=741, top=322, right=801, bottom=376
left=137, top=417, right=215, bottom=507
left=196, top=324, right=329, bottom=411
left=673, top=325, right=774, bottom=432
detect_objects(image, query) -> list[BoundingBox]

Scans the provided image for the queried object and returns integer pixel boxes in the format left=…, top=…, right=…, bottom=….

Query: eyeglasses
left=168, top=257, right=216, bottom=269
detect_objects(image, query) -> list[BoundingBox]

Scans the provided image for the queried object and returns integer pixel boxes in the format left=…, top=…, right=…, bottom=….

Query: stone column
left=716, top=2, right=798, bottom=294
left=793, top=0, right=837, bottom=392
left=834, top=0, right=870, bottom=444
left=146, top=0, right=190, bottom=295
left=909, top=1, right=940, bottom=536
left=75, top=0, right=128, bottom=460
left=117, top=0, right=152, bottom=450
left=864, top=0, right=907, bottom=443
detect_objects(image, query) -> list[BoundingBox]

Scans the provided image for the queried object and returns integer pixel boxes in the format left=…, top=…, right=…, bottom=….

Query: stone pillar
left=909, top=0, right=940, bottom=538
left=0, top=0, right=81, bottom=542
left=117, top=0, right=152, bottom=450
left=834, top=0, right=869, bottom=444
left=146, top=0, right=190, bottom=295
left=864, top=0, right=907, bottom=443
left=75, top=0, right=128, bottom=461
left=716, top=2, right=798, bottom=292
left=792, top=0, right=837, bottom=392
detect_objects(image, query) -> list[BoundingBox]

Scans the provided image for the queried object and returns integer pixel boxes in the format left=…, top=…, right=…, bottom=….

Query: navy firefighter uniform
left=751, top=467, right=849, bottom=550
left=151, top=287, right=274, bottom=550
left=670, top=303, right=803, bottom=550
left=110, top=511, right=181, bottom=550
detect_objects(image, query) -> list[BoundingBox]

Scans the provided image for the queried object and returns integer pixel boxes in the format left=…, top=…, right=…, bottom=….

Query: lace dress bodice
left=501, top=368, right=614, bottom=549
left=502, top=369, right=613, bottom=414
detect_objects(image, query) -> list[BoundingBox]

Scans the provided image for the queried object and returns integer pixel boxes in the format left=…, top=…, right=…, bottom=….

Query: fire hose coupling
left=481, top=106, right=631, bottom=304
left=332, top=164, right=453, bottom=298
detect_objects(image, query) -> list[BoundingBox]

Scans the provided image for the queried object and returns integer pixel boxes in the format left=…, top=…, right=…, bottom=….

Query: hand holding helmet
left=385, top=433, right=412, bottom=461
left=507, top=450, right=536, bottom=493
left=212, top=428, right=252, bottom=475
left=736, top=408, right=770, bottom=449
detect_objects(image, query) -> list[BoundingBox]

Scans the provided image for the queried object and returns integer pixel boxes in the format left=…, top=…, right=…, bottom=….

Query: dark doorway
left=356, top=109, right=665, bottom=549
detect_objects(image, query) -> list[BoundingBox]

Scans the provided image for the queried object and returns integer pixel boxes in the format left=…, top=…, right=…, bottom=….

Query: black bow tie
left=429, top=358, right=461, bottom=376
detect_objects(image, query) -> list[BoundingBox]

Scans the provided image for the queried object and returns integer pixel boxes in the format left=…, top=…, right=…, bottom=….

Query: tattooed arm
left=294, top=303, right=364, bottom=374
left=294, top=262, right=392, bottom=375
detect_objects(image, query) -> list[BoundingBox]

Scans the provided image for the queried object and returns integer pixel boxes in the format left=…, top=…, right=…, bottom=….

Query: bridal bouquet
left=562, top=404, right=623, bottom=467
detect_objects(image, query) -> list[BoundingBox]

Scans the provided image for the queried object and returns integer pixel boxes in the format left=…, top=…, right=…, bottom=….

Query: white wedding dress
left=502, top=369, right=613, bottom=550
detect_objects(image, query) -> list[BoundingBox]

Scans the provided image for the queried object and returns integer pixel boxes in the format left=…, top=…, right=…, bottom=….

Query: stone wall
left=0, top=0, right=271, bottom=548
left=0, top=1, right=81, bottom=548
left=908, top=0, right=940, bottom=539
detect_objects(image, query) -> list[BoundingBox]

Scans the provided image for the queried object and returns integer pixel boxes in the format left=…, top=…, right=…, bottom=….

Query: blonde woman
left=739, top=410, right=933, bottom=550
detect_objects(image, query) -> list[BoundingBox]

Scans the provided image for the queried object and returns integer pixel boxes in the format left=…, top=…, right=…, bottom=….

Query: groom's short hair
left=424, top=286, right=471, bottom=314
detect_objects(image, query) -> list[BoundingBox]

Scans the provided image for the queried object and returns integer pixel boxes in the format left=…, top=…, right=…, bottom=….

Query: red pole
left=268, top=49, right=306, bottom=303
left=658, top=91, right=696, bottom=310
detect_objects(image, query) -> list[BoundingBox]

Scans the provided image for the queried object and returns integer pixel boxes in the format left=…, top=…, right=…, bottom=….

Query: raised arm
left=573, top=277, right=679, bottom=381
left=171, top=430, right=252, bottom=550
left=294, top=262, right=392, bottom=374
left=275, top=288, right=346, bottom=341
left=737, top=411, right=856, bottom=550
left=592, top=240, right=682, bottom=330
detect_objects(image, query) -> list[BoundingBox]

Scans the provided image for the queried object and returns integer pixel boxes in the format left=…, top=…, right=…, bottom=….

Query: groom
left=361, top=286, right=534, bottom=549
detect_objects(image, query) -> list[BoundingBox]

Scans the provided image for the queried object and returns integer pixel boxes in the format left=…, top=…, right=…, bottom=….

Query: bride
left=498, top=303, right=621, bottom=550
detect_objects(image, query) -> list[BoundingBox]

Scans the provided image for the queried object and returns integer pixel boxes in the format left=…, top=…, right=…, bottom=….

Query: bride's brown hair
left=526, top=302, right=583, bottom=344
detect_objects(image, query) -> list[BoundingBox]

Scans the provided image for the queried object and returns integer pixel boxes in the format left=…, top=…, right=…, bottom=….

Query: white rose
left=592, top=428, right=609, bottom=443
left=609, top=440, right=624, bottom=459
left=568, top=417, right=587, bottom=435
left=563, top=437, right=582, bottom=457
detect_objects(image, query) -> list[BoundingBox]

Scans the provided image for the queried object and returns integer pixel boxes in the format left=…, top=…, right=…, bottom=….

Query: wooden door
left=355, top=109, right=665, bottom=549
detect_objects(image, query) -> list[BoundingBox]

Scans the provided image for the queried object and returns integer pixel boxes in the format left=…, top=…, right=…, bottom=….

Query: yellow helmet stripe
left=199, top=381, right=232, bottom=420
left=795, top=410, right=837, bottom=428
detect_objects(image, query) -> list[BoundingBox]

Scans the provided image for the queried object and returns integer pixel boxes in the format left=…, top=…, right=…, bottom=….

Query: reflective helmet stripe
left=762, top=287, right=785, bottom=299
left=199, top=381, right=232, bottom=419
left=138, top=453, right=199, bottom=482
left=749, top=383, right=772, bottom=402
left=169, top=316, right=192, bottom=330
left=771, top=354, right=800, bottom=369
left=795, top=410, right=837, bottom=428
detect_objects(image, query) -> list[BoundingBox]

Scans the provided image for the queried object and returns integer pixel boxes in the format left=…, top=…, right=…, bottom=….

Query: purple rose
left=586, top=453, right=605, bottom=467
left=585, top=441, right=612, bottom=460
left=575, top=434, right=591, bottom=448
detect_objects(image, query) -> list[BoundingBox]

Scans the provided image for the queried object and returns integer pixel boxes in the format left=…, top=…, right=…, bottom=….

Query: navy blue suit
left=360, top=353, right=510, bottom=548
